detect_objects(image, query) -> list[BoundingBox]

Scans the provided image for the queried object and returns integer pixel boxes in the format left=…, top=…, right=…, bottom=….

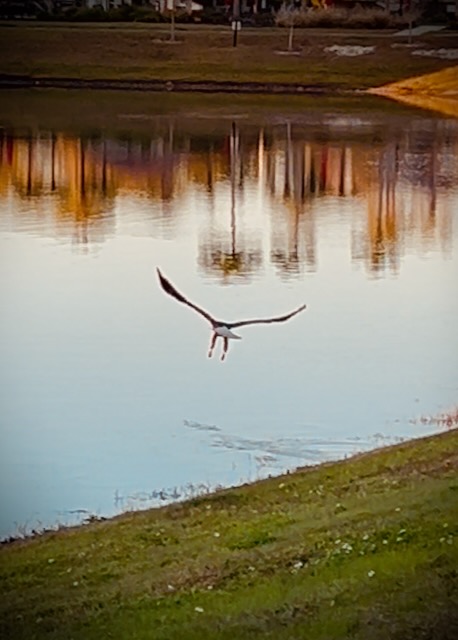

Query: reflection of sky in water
left=0, top=110, right=457, bottom=538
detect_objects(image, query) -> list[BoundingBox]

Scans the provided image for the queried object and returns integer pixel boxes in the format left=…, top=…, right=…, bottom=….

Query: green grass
left=1, top=429, right=457, bottom=639
left=0, top=23, right=456, bottom=88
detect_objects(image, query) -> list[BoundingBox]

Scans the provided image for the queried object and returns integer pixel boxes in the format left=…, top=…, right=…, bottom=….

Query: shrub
left=275, top=6, right=416, bottom=30
left=200, top=8, right=229, bottom=25
left=65, top=7, right=108, bottom=22
left=251, top=12, right=276, bottom=27
left=59, top=4, right=164, bottom=23
left=106, top=5, right=137, bottom=22
left=133, top=7, right=166, bottom=23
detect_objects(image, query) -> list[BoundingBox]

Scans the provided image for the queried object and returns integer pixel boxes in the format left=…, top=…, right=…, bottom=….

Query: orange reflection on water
left=0, top=117, right=456, bottom=276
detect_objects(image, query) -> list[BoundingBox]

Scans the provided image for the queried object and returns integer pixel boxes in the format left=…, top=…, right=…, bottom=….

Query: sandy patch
left=368, top=66, right=458, bottom=117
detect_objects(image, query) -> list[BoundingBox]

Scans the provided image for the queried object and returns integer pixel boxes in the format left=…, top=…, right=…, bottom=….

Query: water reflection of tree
left=368, top=140, right=400, bottom=274
left=268, top=123, right=319, bottom=275
left=351, top=120, right=453, bottom=275
left=0, top=118, right=455, bottom=275
left=0, top=132, right=116, bottom=246
left=69, top=138, right=112, bottom=247
left=198, top=122, right=263, bottom=282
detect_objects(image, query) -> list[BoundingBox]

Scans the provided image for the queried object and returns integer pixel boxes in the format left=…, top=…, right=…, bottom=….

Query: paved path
left=393, top=24, right=447, bottom=37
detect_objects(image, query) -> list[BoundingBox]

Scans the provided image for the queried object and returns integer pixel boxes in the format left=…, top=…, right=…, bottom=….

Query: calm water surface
left=1, top=94, right=457, bottom=537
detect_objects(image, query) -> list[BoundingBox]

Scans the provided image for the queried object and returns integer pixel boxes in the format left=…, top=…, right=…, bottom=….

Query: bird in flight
left=157, top=268, right=306, bottom=361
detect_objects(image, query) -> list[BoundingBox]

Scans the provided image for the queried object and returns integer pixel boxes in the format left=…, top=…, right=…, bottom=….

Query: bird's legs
left=221, top=337, right=229, bottom=361
left=208, top=333, right=230, bottom=361
left=208, top=332, right=218, bottom=358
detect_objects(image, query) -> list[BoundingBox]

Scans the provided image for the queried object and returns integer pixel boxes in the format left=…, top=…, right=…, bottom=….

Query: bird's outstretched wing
left=157, top=268, right=215, bottom=324
left=229, top=304, right=306, bottom=329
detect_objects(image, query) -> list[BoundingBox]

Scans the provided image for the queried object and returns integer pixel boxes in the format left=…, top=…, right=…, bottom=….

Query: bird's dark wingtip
left=156, top=267, right=170, bottom=291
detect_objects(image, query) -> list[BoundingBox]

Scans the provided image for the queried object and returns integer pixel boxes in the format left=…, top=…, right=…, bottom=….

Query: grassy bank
left=0, top=23, right=457, bottom=89
left=1, top=429, right=457, bottom=639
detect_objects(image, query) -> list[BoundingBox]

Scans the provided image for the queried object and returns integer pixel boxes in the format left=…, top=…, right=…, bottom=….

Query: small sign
left=231, top=21, right=242, bottom=31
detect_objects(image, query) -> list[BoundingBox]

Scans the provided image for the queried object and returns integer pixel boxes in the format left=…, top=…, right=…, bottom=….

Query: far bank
left=1, top=23, right=457, bottom=91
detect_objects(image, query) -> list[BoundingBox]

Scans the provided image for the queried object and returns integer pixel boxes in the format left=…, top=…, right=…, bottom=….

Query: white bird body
left=156, top=268, right=306, bottom=361
left=214, top=325, right=242, bottom=340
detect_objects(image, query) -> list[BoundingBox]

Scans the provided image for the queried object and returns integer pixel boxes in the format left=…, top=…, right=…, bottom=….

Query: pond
left=0, top=91, right=457, bottom=539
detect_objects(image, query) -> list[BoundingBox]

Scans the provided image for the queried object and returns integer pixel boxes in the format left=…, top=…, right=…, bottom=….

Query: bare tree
left=278, top=2, right=299, bottom=52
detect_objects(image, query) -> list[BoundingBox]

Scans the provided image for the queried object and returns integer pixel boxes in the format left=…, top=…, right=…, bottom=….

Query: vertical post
left=406, top=0, right=412, bottom=45
left=232, top=0, right=240, bottom=48
left=170, top=0, right=176, bottom=42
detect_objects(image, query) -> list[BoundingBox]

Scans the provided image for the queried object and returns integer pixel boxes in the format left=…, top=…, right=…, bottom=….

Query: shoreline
left=0, top=73, right=349, bottom=95
left=2, top=71, right=457, bottom=120
left=1, top=428, right=452, bottom=547
left=1, top=428, right=456, bottom=639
